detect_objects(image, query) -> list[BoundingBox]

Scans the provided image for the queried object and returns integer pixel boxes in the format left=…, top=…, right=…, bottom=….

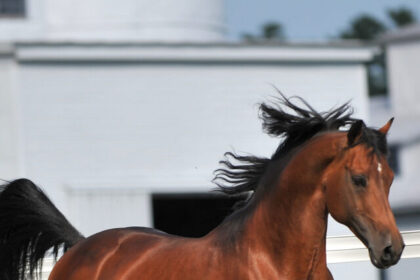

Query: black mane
left=213, top=93, right=384, bottom=198
left=260, top=93, right=353, bottom=160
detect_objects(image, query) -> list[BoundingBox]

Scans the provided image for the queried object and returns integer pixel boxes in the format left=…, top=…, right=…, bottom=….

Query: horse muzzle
left=368, top=237, right=405, bottom=269
left=349, top=218, right=405, bottom=269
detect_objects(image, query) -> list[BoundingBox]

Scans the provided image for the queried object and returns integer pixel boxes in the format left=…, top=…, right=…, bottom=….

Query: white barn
left=0, top=41, right=374, bottom=234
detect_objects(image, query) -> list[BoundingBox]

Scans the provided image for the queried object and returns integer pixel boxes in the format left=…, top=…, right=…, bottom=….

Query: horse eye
left=351, top=175, right=367, bottom=187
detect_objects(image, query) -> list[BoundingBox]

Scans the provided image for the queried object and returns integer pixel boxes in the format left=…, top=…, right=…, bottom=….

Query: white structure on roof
left=0, top=0, right=226, bottom=42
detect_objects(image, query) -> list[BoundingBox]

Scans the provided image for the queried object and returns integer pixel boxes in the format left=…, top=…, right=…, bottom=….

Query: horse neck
left=243, top=133, right=346, bottom=277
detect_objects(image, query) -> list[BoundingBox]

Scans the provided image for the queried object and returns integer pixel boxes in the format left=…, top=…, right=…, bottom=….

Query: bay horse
left=0, top=95, right=404, bottom=279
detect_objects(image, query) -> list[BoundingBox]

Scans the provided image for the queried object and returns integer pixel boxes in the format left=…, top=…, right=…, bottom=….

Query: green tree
left=339, top=7, right=417, bottom=41
left=242, top=22, right=285, bottom=42
left=340, top=14, right=386, bottom=40
left=339, top=7, right=417, bottom=96
left=262, top=22, right=284, bottom=40
left=388, top=7, right=416, bottom=27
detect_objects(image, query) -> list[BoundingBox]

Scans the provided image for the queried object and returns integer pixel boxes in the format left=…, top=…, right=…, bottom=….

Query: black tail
left=0, top=178, right=85, bottom=280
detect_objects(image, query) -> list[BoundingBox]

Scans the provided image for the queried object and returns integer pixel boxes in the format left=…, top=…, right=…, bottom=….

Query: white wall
left=15, top=51, right=369, bottom=236
left=0, top=47, right=22, bottom=178
left=18, top=58, right=375, bottom=278
left=387, top=41, right=420, bottom=120
left=390, top=143, right=420, bottom=208
left=384, top=40, right=420, bottom=210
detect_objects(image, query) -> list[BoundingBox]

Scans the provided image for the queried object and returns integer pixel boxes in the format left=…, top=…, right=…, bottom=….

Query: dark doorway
left=152, top=193, right=246, bottom=237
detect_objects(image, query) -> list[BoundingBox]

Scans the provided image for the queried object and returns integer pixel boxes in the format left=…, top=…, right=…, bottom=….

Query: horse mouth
left=368, top=248, right=393, bottom=269
left=360, top=233, right=400, bottom=269
left=349, top=219, right=404, bottom=269
left=367, top=246, right=403, bottom=269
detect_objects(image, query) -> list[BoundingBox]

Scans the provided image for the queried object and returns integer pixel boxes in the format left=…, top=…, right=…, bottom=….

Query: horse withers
left=0, top=94, right=404, bottom=279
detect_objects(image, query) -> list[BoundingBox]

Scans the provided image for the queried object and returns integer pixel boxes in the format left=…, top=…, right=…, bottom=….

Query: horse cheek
left=325, top=170, right=351, bottom=224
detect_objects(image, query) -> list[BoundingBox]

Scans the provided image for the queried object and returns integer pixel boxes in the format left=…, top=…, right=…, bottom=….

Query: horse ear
left=348, top=120, right=365, bottom=146
left=378, top=117, right=394, bottom=135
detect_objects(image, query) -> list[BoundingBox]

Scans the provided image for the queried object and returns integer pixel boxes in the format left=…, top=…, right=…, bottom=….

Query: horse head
left=323, top=118, right=404, bottom=268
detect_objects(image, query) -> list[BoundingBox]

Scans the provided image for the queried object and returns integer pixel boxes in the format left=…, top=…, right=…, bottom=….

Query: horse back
left=49, top=227, right=245, bottom=280
left=49, top=227, right=177, bottom=279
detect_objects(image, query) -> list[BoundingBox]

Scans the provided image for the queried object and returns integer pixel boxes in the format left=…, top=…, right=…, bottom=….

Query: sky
left=226, top=0, right=420, bottom=41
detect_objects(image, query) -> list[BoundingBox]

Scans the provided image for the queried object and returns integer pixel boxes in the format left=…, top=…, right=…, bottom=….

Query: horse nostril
left=383, top=245, right=394, bottom=261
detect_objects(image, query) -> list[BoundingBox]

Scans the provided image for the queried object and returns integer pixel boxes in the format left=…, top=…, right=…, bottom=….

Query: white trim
left=327, top=230, right=420, bottom=263
left=15, top=44, right=377, bottom=63
left=64, top=182, right=214, bottom=195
